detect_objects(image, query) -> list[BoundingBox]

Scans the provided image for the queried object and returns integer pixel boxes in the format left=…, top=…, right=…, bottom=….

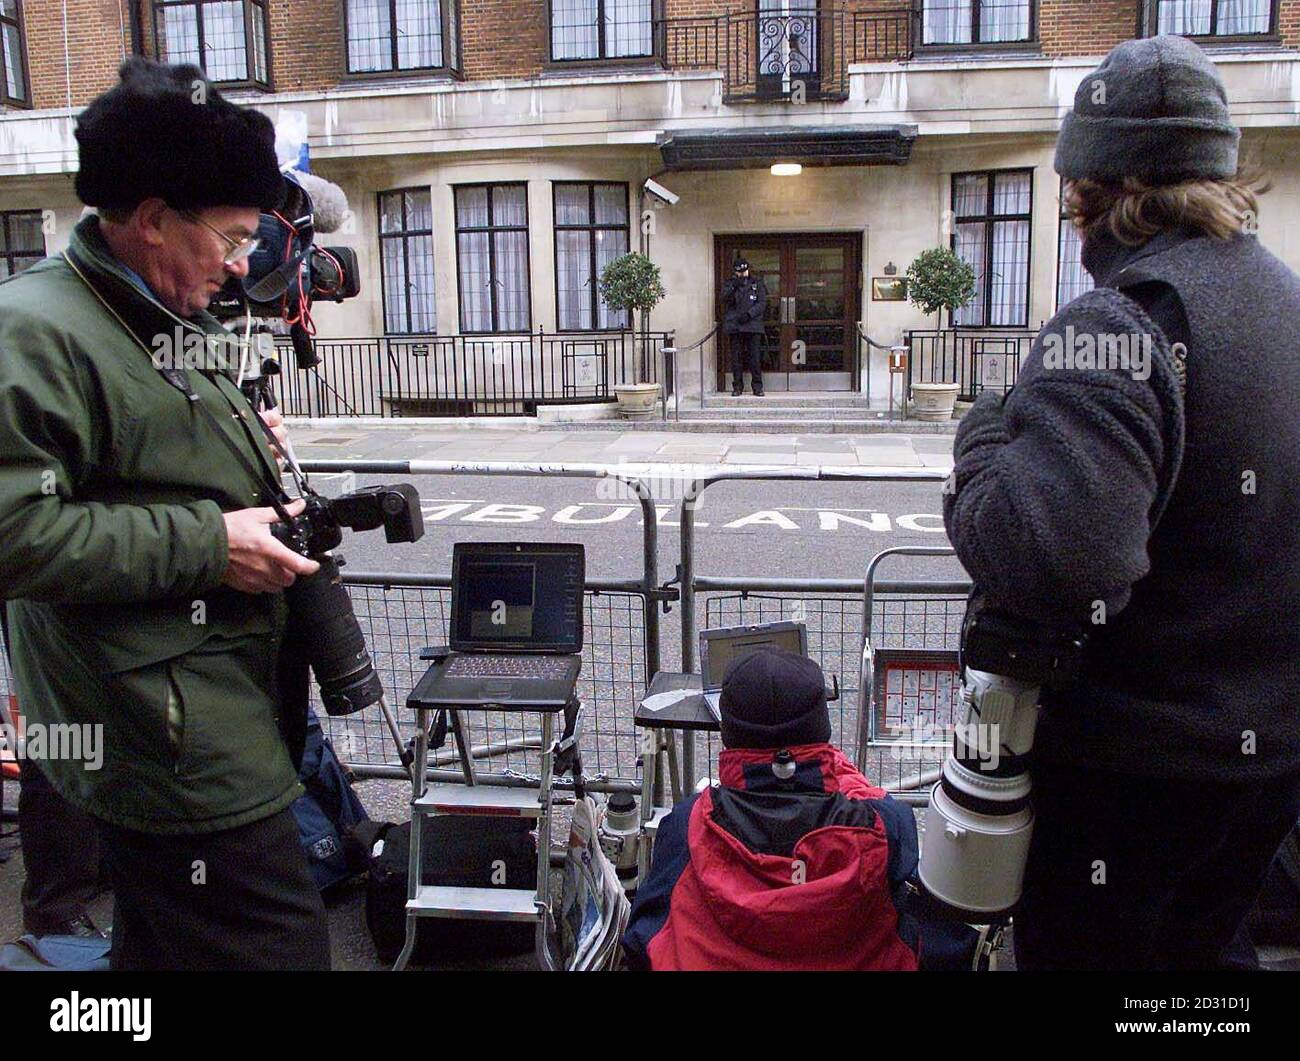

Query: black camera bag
left=365, top=815, right=537, bottom=964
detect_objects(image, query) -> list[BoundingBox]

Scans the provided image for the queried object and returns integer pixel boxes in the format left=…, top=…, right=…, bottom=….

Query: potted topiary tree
left=599, top=252, right=667, bottom=419
left=905, top=247, right=976, bottom=421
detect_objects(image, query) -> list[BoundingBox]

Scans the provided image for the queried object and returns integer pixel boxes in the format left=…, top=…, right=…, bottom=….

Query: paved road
left=288, top=422, right=964, bottom=587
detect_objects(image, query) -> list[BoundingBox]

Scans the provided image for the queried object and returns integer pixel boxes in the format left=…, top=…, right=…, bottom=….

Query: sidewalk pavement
left=286, top=419, right=956, bottom=470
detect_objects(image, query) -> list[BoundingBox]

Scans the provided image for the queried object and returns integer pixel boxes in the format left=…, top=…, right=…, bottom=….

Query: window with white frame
left=554, top=183, right=630, bottom=331
left=951, top=169, right=1033, bottom=328
left=1152, top=0, right=1273, bottom=36
left=154, top=1, right=270, bottom=86
left=1, top=0, right=29, bottom=106
left=346, top=0, right=460, bottom=75
left=0, top=209, right=43, bottom=278
left=550, top=0, right=654, bottom=61
left=379, top=189, right=436, bottom=334
left=455, top=184, right=531, bottom=334
left=1056, top=181, right=1093, bottom=310
left=922, top=0, right=1032, bottom=45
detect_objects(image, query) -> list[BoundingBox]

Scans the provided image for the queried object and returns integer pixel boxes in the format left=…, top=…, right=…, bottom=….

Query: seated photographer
left=622, top=649, right=922, bottom=971
left=943, top=36, right=1300, bottom=969
left=0, top=59, right=327, bottom=970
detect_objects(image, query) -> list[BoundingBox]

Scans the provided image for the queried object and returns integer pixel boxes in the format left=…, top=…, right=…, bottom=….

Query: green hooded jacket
left=0, top=215, right=302, bottom=834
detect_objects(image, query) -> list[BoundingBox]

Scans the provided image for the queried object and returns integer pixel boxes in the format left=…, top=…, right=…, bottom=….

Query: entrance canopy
left=657, top=125, right=918, bottom=171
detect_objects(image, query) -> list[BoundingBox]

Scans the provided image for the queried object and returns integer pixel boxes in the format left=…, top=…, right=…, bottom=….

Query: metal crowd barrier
left=0, top=461, right=965, bottom=808
left=674, top=465, right=951, bottom=796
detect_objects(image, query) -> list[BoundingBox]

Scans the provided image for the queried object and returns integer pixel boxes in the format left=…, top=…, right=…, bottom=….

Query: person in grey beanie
left=943, top=35, right=1300, bottom=970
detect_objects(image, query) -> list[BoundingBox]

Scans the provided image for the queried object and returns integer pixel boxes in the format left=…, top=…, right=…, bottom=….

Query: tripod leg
left=448, top=710, right=476, bottom=785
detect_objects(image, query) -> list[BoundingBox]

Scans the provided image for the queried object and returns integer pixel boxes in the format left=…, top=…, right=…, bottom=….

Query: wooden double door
left=715, top=232, right=860, bottom=391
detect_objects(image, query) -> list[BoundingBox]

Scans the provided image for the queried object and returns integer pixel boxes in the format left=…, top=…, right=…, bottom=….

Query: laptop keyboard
left=444, top=655, right=574, bottom=680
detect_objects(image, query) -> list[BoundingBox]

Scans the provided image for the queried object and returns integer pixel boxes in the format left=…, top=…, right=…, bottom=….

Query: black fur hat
left=75, top=58, right=284, bottom=212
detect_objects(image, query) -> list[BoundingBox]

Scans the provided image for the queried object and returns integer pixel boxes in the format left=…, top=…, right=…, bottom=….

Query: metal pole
left=676, top=476, right=710, bottom=793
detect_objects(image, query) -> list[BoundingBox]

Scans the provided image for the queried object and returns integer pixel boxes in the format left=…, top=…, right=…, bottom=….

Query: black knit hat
left=718, top=649, right=830, bottom=750
left=1055, top=35, right=1239, bottom=186
left=75, top=58, right=284, bottom=212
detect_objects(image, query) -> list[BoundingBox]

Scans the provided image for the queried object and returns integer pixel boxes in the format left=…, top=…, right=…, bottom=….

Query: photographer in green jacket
left=0, top=59, right=328, bottom=970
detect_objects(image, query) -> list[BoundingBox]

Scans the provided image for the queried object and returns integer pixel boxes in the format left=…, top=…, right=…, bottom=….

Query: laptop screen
left=701, top=623, right=807, bottom=691
left=451, top=543, right=584, bottom=652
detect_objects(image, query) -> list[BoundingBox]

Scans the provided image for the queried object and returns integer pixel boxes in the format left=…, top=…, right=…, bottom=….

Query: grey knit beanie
left=1055, top=35, right=1239, bottom=185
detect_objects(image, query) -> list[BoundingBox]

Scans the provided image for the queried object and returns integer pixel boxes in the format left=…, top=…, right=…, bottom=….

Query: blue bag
left=0, top=934, right=111, bottom=972
left=292, top=711, right=371, bottom=891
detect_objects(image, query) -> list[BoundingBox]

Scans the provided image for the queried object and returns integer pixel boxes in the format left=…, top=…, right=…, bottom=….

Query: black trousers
left=728, top=332, right=763, bottom=390
left=1014, top=760, right=1300, bottom=970
left=18, top=757, right=102, bottom=935
left=98, top=807, right=331, bottom=971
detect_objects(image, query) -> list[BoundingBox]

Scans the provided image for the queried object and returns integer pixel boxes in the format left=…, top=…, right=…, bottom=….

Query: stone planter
left=911, top=382, right=961, bottom=422
left=613, top=382, right=661, bottom=420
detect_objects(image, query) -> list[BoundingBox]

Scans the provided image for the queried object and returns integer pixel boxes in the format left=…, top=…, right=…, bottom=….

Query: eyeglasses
left=176, top=209, right=260, bottom=267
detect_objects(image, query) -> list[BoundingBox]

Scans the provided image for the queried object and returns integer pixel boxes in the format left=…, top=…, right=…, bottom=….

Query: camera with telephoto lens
left=917, top=593, right=1087, bottom=920
left=273, top=485, right=424, bottom=717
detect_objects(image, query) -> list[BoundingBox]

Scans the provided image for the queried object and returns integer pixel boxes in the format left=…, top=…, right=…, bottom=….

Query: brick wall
left=461, top=0, right=546, bottom=80
left=1039, top=0, right=1138, bottom=57
left=23, top=0, right=135, bottom=109
left=9, top=0, right=1300, bottom=110
left=264, top=0, right=342, bottom=92
left=1282, top=0, right=1300, bottom=47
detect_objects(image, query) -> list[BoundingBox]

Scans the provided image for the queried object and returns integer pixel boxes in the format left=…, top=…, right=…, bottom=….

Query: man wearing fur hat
left=944, top=36, right=1300, bottom=969
left=0, top=60, right=328, bottom=969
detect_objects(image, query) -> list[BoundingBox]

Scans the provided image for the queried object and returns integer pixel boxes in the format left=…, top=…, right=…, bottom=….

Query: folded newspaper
left=556, top=795, right=631, bottom=971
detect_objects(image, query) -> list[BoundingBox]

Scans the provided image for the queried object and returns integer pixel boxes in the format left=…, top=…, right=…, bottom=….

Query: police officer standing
left=721, top=258, right=769, bottom=396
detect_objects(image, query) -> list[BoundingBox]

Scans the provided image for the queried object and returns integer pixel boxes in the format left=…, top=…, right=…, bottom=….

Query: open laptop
left=698, top=621, right=808, bottom=720
left=408, top=542, right=584, bottom=709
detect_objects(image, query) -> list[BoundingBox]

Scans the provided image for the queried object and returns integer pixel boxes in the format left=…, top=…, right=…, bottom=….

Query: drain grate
left=302, top=435, right=364, bottom=446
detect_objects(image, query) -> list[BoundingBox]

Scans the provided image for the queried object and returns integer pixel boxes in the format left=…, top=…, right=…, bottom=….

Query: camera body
left=274, top=485, right=424, bottom=716
left=272, top=485, right=424, bottom=558
left=960, top=596, right=1088, bottom=687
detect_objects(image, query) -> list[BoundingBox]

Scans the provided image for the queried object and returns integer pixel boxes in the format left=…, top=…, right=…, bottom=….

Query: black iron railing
left=274, top=329, right=672, bottom=418
left=655, top=5, right=915, bottom=103
left=905, top=327, right=1041, bottom=401
left=850, top=7, right=916, bottom=63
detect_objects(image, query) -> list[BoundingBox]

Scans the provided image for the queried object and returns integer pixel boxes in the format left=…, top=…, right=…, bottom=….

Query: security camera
left=643, top=179, right=680, bottom=207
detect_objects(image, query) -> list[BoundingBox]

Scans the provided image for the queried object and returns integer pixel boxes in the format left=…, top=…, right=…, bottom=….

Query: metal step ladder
left=394, top=695, right=582, bottom=971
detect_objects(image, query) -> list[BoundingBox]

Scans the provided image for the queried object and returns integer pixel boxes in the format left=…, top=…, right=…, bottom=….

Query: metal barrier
left=275, top=330, right=672, bottom=419
left=293, top=458, right=671, bottom=792
left=316, top=574, right=650, bottom=792
left=674, top=465, right=951, bottom=795
left=0, top=462, right=963, bottom=807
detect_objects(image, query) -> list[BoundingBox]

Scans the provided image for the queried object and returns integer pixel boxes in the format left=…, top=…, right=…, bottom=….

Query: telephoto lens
left=918, top=668, right=1039, bottom=919
left=283, top=553, right=383, bottom=716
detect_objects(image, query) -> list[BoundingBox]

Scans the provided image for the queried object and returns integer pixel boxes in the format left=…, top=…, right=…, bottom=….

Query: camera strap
left=187, top=397, right=299, bottom=525
left=62, top=251, right=299, bottom=526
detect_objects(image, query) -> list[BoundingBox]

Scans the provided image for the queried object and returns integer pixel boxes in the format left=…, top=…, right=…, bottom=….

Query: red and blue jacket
left=622, top=743, right=922, bottom=971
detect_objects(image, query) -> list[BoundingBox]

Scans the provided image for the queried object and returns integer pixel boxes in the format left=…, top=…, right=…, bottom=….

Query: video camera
left=209, top=168, right=359, bottom=370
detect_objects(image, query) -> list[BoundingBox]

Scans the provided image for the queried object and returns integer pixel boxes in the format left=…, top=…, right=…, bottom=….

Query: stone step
left=541, top=418, right=959, bottom=434
left=682, top=407, right=898, bottom=420
left=698, top=394, right=877, bottom=408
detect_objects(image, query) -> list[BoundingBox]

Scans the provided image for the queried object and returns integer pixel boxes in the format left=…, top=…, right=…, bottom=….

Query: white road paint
left=410, top=498, right=945, bottom=534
